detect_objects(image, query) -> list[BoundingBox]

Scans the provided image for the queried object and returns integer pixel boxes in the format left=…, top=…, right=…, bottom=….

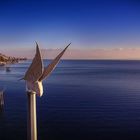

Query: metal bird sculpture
left=24, top=42, right=70, bottom=140
left=24, top=42, right=70, bottom=97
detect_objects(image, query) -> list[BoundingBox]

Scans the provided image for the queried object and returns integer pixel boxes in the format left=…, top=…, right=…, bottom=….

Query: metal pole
left=27, top=91, right=37, bottom=140
left=0, top=92, right=4, bottom=108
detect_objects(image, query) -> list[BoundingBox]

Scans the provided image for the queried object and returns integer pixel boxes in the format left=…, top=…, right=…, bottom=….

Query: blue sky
left=0, top=0, right=140, bottom=51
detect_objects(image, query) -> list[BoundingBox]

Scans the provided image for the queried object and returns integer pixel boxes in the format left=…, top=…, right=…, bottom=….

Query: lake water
left=1, top=60, right=140, bottom=140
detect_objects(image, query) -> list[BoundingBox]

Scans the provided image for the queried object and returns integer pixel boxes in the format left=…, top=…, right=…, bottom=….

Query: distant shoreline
left=0, top=53, right=27, bottom=66
left=27, top=59, right=140, bottom=61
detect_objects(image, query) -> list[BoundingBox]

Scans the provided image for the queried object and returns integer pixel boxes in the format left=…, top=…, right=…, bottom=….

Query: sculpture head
left=26, top=81, right=43, bottom=97
left=23, top=42, right=70, bottom=97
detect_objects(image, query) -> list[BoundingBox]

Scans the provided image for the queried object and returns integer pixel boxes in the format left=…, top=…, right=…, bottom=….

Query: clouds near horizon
left=1, top=47, right=140, bottom=60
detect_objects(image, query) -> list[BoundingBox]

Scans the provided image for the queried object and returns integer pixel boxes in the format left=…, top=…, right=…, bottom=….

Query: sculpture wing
left=24, top=42, right=43, bottom=82
left=39, top=43, right=70, bottom=81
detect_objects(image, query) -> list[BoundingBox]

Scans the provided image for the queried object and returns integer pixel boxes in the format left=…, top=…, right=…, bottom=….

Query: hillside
left=0, top=53, right=27, bottom=65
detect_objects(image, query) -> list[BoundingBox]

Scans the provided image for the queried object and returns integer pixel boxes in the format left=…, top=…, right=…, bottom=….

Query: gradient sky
left=0, top=0, right=140, bottom=59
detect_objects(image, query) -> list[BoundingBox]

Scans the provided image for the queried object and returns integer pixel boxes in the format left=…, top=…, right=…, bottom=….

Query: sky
left=0, top=0, right=140, bottom=59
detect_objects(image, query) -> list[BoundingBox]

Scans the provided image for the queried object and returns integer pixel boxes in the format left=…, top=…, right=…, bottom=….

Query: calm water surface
left=0, top=60, right=140, bottom=140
